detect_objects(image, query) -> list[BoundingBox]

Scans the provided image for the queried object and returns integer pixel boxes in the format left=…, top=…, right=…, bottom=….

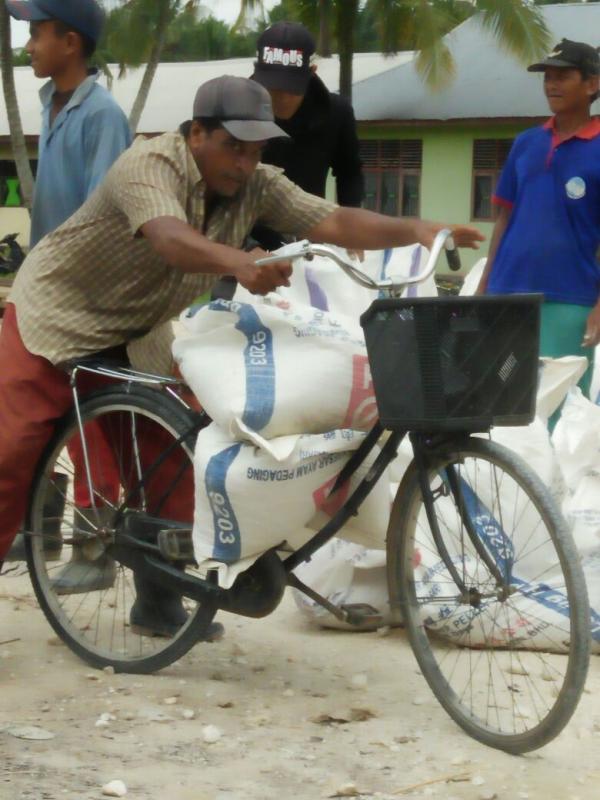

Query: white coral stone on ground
left=101, top=780, right=127, bottom=797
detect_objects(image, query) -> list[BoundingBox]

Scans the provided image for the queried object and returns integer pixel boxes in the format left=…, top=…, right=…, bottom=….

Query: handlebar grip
left=444, top=237, right=461, bottom=272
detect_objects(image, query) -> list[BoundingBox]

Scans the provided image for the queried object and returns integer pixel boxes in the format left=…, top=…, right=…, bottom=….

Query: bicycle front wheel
left=388, top=436, right=590, bottom=753
left=26, top=384, right=216, bottom=674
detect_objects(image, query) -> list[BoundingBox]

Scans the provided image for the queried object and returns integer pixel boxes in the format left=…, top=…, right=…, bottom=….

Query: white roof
left=353, top=2, right=600, bottom=121
left=1, top=52, right=414, bottom=137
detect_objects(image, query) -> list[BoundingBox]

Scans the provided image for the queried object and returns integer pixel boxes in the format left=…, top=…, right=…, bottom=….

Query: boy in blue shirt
left=5, top=0, right=131, bottom=590
left=478, top=39, right=600, bottom=405
left=6, top=0, right=132, bottom=246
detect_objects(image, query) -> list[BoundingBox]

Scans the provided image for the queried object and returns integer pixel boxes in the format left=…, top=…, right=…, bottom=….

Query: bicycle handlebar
left=254, top=229, right=461, bottom=292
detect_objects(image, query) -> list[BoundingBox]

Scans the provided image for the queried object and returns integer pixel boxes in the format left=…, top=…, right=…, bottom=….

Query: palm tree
left=406, top=0, right=551, bottom=92
left=317, top=0, right=332, bottom=57
left=234, top=0, right=265, bottom=33
left=102, top=0, right=202, bottom=134
left=344, top=0, right=552, bottom=101
left=0, top=5, right=34, bottom=208
left=239, top=0, right=553, bottom=102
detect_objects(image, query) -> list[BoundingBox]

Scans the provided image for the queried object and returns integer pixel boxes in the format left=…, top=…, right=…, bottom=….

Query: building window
left=472, top=139, right=513, bottom=221
left=360, top=139, right=422, bottom=217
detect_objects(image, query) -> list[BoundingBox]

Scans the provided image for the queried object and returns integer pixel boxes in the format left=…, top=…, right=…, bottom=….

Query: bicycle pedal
left=340, top=603, right=384, bottom=629
left=157, top=528, right=195, bottom=562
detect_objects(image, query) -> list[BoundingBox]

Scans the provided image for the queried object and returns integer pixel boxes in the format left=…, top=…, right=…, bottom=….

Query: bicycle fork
left=410, top=433, right=511, bottom=608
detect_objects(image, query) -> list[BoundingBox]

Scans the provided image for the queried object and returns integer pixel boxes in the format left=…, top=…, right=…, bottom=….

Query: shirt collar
left=543, top=115, right=600, bottom=148
left=184, top=136, right=204, bottom=196
left=39, top=69, right=100, bottom=112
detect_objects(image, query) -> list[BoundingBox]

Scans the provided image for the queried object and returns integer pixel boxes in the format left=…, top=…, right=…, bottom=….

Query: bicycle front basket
left=360, top=294, right=542, bottom=432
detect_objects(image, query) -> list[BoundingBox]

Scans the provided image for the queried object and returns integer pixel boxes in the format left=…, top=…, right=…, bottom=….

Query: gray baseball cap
left=193, top=75, right=288, bottom=142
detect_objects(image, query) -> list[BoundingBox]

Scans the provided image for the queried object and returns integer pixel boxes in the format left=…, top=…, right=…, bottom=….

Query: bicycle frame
left=69, top=362, right=406, bottom=620
left=69, top=361, right=194, bottom=526
left=61, top=229, right=494, bottom=626
left=67, top=362, right=501, bottom=628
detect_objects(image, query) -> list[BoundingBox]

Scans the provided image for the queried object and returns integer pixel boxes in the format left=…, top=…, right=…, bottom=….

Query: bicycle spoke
left=26, top=390, right=214, bottom=671
left=395, top=439, right=589, bottom=752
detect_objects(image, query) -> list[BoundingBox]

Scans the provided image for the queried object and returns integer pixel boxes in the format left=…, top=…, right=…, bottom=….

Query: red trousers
left=0, top=304, right=194, bottom=561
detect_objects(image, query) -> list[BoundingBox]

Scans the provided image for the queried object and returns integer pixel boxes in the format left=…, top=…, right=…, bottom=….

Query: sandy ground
left=1, top=569, right=599, bottom=800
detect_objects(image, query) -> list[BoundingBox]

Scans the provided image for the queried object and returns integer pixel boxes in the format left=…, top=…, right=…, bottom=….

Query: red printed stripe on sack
left=342, top=355, right=378, bottom=430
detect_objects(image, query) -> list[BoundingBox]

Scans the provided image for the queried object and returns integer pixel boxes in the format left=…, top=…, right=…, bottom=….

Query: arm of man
left=83, top=104, right=133, bottom=198
left=140, top=217, right=291, bottom=294
left=475, top=205, right=512, bottom=294
left=257, top=169, right=483, bottom=251
left=108, top=144, right=292, bottom=295
left=330, top=100, right=364, bottom=208
left=305, top=207, right=485, bottom=251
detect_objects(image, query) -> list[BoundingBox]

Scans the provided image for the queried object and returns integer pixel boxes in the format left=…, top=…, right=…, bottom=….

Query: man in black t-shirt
left=251, top=21, right=364, bottom=250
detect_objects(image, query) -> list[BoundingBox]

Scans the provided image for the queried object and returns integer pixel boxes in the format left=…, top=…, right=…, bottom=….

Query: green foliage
left=476, top=0, right=550, bottom=65
left=89, top=0, right=564, bottom=93
left=11, top=48, right=30, bottom=66
left=162, top=10, right=257, bottom=60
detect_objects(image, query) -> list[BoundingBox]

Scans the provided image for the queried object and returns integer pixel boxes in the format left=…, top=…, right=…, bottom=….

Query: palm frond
left=233, top=0, right=265, bottom=33
left=475, top=0, right=551, bottom=65
left=367, top=0, right=413, bottom=54
left=95, top=52, right=114, bottom=90
left=412, top=0, right=456, bottom=90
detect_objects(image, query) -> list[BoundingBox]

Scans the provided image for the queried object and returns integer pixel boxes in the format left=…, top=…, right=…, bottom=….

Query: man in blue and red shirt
left=478, top=39, right=600, bottom=402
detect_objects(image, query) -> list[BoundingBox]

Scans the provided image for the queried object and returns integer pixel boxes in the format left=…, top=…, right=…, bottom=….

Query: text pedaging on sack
left=246, top=452, right=345, bottom=482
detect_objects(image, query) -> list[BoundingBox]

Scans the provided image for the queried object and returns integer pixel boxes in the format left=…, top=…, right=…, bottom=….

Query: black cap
left=528, top=38, right=600, bottom=75
left=252, top=21, right=315, bottom=95
left=5, top=0, right=105, bottom=46
left=193, top=76, right=288, bottom=142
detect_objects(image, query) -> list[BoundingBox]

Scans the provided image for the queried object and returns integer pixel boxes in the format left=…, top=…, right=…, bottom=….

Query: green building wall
left=357, top=121, right=532, bottom=273
left=4, top=123, right=538, bottom=265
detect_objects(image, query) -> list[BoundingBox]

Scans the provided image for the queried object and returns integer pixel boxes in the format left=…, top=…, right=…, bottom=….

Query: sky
left=10, top=0, right=280, bottom=49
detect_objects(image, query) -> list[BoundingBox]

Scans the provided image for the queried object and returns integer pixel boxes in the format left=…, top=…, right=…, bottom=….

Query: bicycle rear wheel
left=388, top=436, right=590, bottom=753
left=26, top=384, right=217, bottom=674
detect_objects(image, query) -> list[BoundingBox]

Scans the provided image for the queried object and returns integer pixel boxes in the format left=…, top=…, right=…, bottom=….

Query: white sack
left=459, top=257, right=486, bottom=296
left=292, top=540, right=391, bottom=630
left=192, top=424, right=389, bottom=564
left=234, top=244, right=437, bottom=318
left=589, top=344, right=600, bottom=404
left=552, top=390, right=600, bottom=650
left=174, top=297, right=377, bottom=452
left=536, top=357, right=588, bottom=421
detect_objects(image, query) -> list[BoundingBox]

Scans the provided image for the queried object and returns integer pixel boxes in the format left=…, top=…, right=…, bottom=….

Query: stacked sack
left=291, top=259, right=600, bottom=640
left=173, top=244, right=432, bottom=570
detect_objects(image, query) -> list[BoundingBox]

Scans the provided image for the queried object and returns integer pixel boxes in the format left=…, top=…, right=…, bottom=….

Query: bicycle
left=22, top=230, right=590, bottom=754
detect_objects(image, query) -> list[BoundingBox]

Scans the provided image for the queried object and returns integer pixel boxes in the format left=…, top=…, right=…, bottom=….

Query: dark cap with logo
left=252, top=21, right=315, bottom=95
left=5, top=0, right=105, bottom=45
left=193, top=75, right=288, bottom=142
left=528, top=38, right=600, bottom=75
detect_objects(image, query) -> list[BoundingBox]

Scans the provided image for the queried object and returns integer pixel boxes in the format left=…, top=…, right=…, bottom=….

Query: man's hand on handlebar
left=232, top=247, right=293, bottom=295
left=414, top=221, right=486, bottom=251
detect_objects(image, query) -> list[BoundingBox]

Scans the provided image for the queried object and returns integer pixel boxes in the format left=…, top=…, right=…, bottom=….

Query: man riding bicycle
left=0, top=75, right=484, bottom=637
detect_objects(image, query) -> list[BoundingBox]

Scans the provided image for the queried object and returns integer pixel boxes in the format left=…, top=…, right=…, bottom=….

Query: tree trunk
left=0, top=6, right=34, bottom=209
left=318, top=0, right=332, bottom=57
left=336, top=0, right=359, bottom=101
left=127, top=0, right=171, bottom=135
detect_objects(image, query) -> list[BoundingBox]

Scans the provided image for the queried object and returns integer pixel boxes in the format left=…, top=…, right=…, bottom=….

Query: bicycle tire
left=25, top=384, right=217, bottom=674
left=388, top=436, right=590, bottom=753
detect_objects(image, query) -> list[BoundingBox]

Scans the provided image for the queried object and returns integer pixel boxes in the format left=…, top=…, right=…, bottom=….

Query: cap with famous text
left=5, top=0, right=105, bottom=45
left=193, top=75, right=288, bottom=142
left=528, top=38, right=600, bottom=75
left=252, top=21, right=315, bottom=95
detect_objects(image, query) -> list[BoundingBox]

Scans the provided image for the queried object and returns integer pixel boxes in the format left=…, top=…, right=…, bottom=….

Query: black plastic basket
left=360, top=294, right=542, bottom=432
